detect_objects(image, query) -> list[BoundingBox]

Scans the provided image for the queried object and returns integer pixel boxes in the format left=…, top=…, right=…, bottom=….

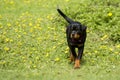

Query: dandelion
left=101, top=35, right=108, bottom=40
left=23, top=59, right=26, bottom=63
left=15, top=29, right=18, bottom=32
left=22, top=24, right=26, bottom=27
left=5, top=38, right=10, bottom=42
left=23, top=32, right=27, bottom=35
left=65, top=47, right=69, bottom=54
left=7, top=23, right=11, bottom=27
left=24, top=0, right=30, bottom=3
left=109, top=48, right=113, bottom=51
left=108, top=12, right=112, bottom=17
left=47, top=15, right=50, bottom=19
left=30, top=28, right=33, bottom=32
left=10, top=39, right=13, bottom=42
left=36, top=23, right=40, bottom=27
left=47, top=15, right=53, bottom=20
left=37, top=18, right=42, bottom=22
left=33, top=65, right=37, bottom=68
left=114, top=52, right=119, bottom=54
left=65, top=0, right=69, bottom=2
left=32, top=34, right=35, bottom=38
left=87, top=29, right=90, bottom=33
left=100, top=45, right=107, bottom=49
left=53, top=46, right=56, bottom=49
left=116, top=44, right=120, bottom=48
left=94, top=50, right=98, bottom=53
left=3, top=32, right=6, bottom=35
left=55, top=57, right=60, bottom=62
left=36, top=56, right=39, bottom=60
left=66, top=47, right=69, bottom=50
left=29, top=22, right=33, bottom=27
left=29, top=61, right=32, bottom=64
left=65, top=50, right=68, bottom=54
left=17, top=35, right=21, bottom=38
left=9, top=1, right=14, bottom=5
left=34, top=26, right=37, bottom=29
left=45, top=53, right=49, bottom=57
left=4, top=46, right=10, bottom=51
left=88, top=52, right=92, bottom=55
left=0, top=61, right=6, bottom=64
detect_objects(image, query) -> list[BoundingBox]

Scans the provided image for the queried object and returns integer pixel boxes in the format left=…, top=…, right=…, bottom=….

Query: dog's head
left=69, top=22, right=83, bottom=39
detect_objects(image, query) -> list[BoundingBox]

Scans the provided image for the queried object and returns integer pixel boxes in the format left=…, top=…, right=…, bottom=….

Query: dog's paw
left=74, top=59, right=80, bottom=69
left=74, top=65, right=80, bottom=69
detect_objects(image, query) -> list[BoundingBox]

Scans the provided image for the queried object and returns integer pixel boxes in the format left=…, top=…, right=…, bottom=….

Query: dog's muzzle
left=70, top=31, right=80, bottom=39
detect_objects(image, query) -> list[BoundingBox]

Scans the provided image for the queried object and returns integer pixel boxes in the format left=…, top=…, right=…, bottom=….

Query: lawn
left=0, top=0, right=120, bottom=80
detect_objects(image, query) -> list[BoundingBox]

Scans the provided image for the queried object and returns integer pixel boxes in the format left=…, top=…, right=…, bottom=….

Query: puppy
left=57, top=8, right=87, bottom=69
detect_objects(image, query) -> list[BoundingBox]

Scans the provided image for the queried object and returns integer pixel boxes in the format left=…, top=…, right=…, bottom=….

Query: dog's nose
left=71, top=33, right=74, bottom=36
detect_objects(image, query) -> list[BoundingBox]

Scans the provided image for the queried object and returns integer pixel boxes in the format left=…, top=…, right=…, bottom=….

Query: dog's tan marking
left=74, top=59, right=80, bottom=69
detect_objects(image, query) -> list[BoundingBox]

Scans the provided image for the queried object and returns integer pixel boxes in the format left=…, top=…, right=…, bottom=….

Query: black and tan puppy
left=57, top=8, right=87, bottom=69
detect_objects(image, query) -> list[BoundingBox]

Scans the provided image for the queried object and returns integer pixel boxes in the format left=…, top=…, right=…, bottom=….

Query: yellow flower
left=0, top=61, right=6, bottom=64
left=15, top=29, right=18, bottom=32
left=114, top=52, right=119, bottom=54
left=87, top=29, right=90, bottom=33
left=55, top=57, right=60, bottom=62
left=29, top=61, right=32, bottom=64
left=88, top=52, right=92, bottom=55
left=17, top=35, right=21, bottom=38
left=109, top=48, right=113, bottom=51
left=65, top=0, right=69, bottom=2
left=66, top=47, right=69, bottom=50
left=5, top=38, right=10, bottom=42
left=36, top=56, right=39, bottom=60
left=108, top=12, right=112, bottom=17
left=33, top=65, right=36, bottom=68
left=10, top=39, right=13, bottom=42
left=47, top=15, right=53, bottom=20
left=53, top=46, right=56, bottom=49
left=45, top=53, right=49, bottom=57
left=65, top=50, right=68, bottom=54
left=116, top=44, right=120, bottom=48
left=94, top=50, right=98, bottom=53
left=23, top=32, right=27, bottom=35
left=100, top=45, right=107, bottom=49
left=101, top=35, right=108, bottom=40
left=30, top=28, right=33, bottom=32
left=7, top=23, right=11, bottom=27
left=9, top=1, right=14, bottom=5
left=4, top=47, right=10, bottom=51
left=37, top=18, right=42, bottom=22
left=29, top=22, right=33, bottom=27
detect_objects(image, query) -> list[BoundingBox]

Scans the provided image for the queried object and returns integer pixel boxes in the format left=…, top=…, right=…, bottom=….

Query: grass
left=0, top=0, right=120, bottom=80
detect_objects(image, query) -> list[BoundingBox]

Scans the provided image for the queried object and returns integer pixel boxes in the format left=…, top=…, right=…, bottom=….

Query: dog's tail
left=57, top=8, right=74, bottom=24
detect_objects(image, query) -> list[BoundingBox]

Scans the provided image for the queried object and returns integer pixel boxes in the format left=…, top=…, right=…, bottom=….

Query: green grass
left=0, top=0, right=120, bottom=80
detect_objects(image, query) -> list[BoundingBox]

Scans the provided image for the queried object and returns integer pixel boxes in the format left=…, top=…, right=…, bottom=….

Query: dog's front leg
left=78, top=46, right=84, bottom=60
left=74, top=46, right=84, bottom=69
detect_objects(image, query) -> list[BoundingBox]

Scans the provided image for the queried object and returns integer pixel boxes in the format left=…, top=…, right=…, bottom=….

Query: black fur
left=57, top=8, right=87, bottom=67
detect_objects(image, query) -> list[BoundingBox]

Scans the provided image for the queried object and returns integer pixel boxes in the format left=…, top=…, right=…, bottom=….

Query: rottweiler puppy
left=57, top=8, right=87, bottom=69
